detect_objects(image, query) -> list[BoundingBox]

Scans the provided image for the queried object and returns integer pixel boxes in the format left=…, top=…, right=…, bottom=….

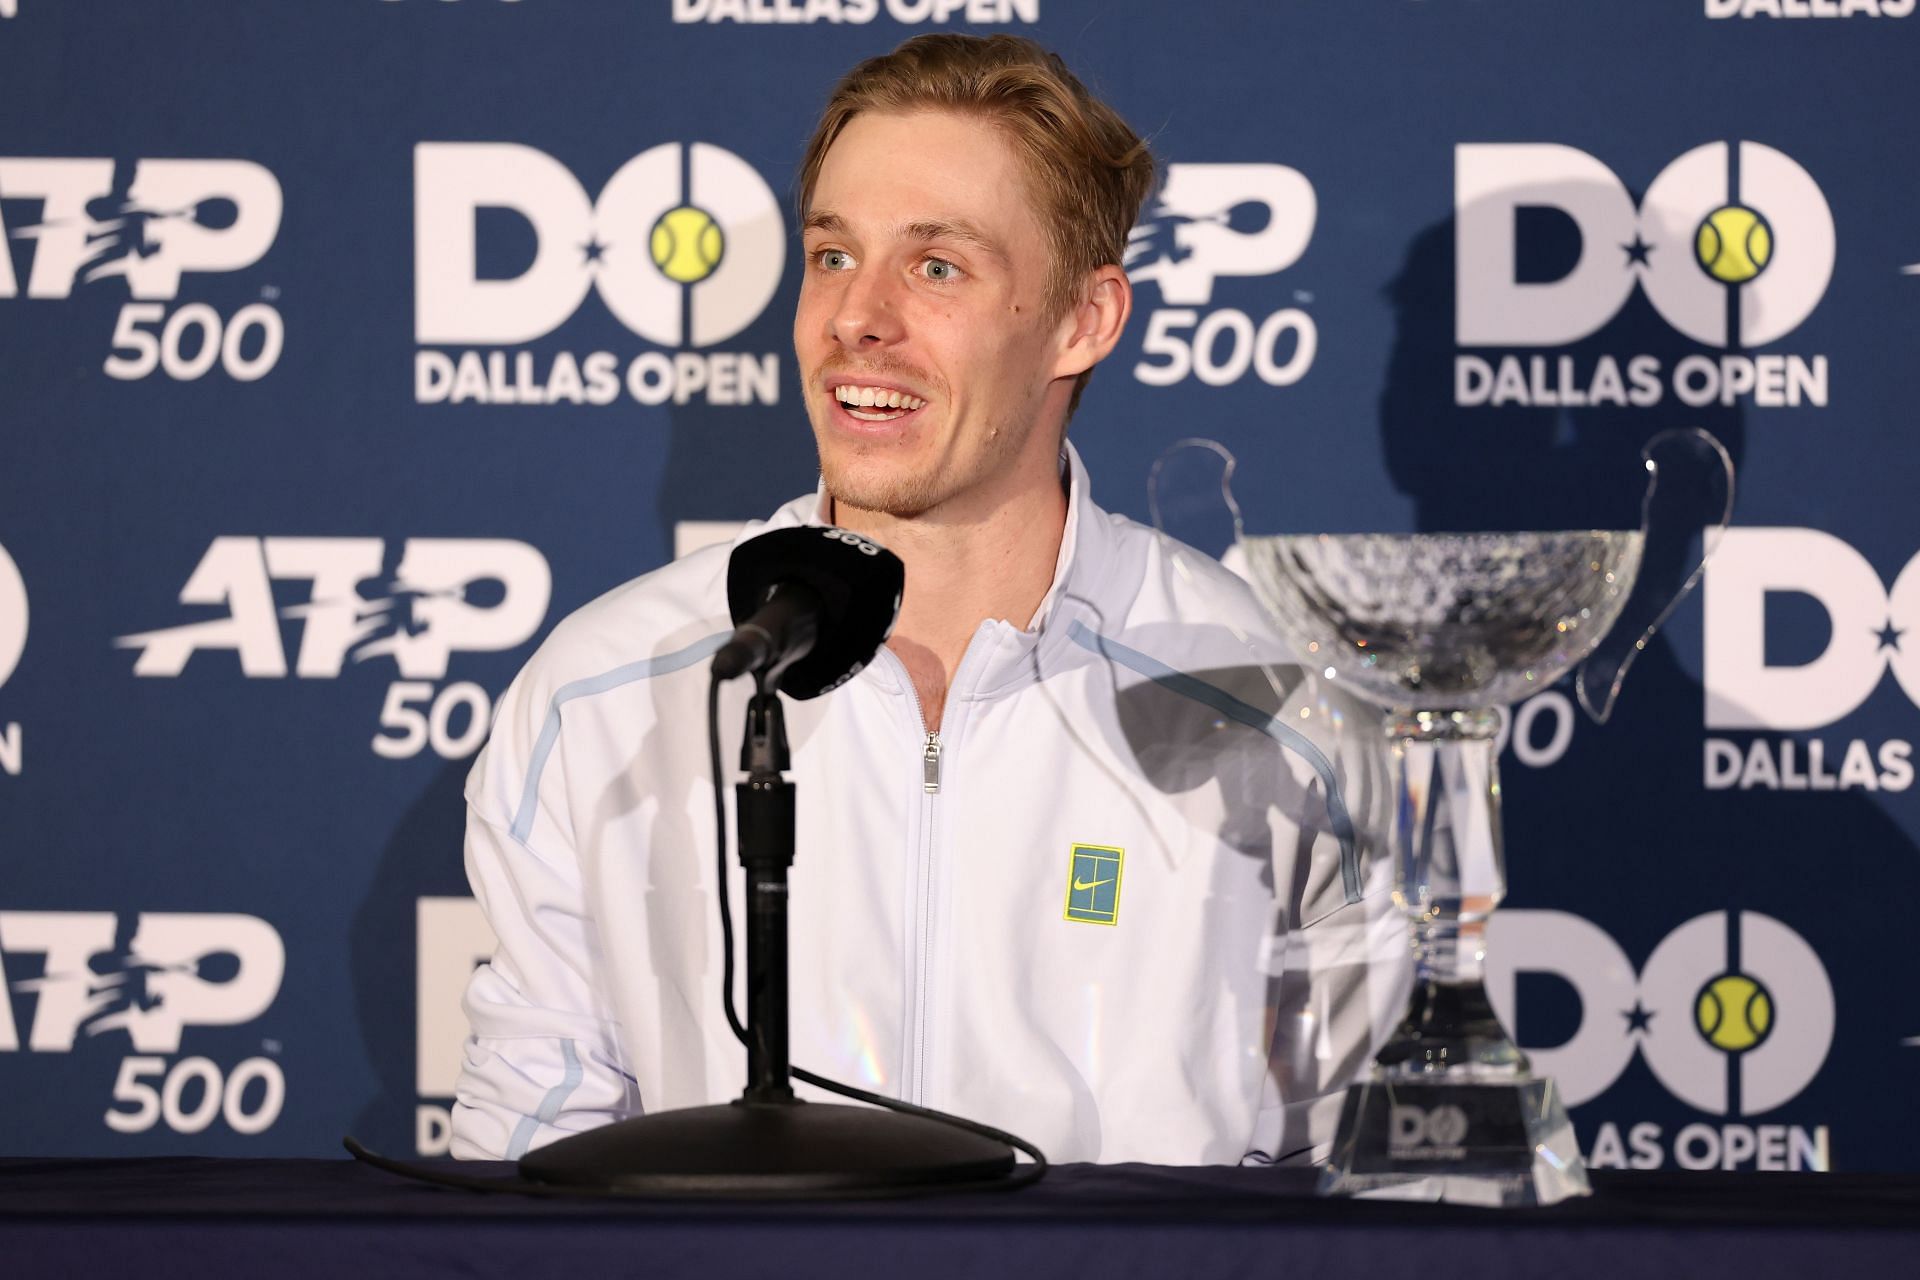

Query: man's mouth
left=833, top=383, right=927, bottom=423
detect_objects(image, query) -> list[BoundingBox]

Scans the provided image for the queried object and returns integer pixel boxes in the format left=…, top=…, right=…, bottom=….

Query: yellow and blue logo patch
left=1063, top=843, right=1124, bottom=926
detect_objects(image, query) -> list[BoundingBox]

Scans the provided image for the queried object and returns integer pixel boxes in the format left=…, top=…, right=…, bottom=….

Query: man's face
left=796, top=109, right=1069, bottom=519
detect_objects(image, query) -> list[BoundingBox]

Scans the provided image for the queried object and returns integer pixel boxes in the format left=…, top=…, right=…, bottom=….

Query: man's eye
left=815, top=249, right=853, bottom=271
left=921, top=257, right=961, bottom=282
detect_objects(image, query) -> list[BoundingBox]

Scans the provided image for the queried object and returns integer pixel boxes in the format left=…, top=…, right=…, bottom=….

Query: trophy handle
left=1573, top=427, right=1737, bottom=724
left=1147, top=436, right=1248, bottom=555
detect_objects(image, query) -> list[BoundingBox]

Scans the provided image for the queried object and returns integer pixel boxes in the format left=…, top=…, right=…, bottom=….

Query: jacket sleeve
left=448, top=666, right=644, bottom=1161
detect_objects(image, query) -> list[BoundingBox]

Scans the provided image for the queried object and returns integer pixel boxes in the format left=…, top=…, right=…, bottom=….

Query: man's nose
left=828, top=269, right=906, bottom=350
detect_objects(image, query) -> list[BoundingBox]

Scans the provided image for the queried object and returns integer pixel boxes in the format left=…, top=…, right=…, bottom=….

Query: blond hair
left=798, top=34, right=1154, bottom=416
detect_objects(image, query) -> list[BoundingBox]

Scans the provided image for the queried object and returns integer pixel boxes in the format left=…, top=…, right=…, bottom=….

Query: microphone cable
left=705, top=672, right=1049, bottom=1187
left=341, top=673, right=1046, bottom=1199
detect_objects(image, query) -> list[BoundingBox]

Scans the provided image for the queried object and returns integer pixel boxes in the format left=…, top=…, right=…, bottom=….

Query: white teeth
left=834, top=384, right=924, bottom=412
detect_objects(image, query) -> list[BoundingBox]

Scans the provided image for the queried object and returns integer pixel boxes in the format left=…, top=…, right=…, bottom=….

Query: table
left=2, top=1156, right=1915, bottom=1278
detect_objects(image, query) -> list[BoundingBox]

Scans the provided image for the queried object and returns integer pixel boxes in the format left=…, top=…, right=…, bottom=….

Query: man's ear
left=1050, top=265, right=1133, bottom=380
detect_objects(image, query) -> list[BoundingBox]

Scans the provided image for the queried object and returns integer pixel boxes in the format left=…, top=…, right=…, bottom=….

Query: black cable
left=706, top=671, right=1048, bottom=1186
left=709, top=672, right=750, bottom=1050
left=341, top=670, right=1047, bottom=1199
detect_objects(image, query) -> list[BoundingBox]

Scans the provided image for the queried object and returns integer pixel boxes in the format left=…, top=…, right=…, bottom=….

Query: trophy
left=1153, top=428, right=1733, bottom=1207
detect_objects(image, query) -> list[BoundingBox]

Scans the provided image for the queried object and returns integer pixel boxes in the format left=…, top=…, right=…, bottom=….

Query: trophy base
left=1318, top=1076, right=1590, bottom=1207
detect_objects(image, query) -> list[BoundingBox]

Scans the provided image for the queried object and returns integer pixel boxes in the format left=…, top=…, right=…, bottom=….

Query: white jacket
left=452, top=446, right=1405, bottom=1165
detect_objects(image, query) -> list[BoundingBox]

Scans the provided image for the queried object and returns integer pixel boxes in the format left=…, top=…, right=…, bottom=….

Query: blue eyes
left=809, top=249, right=961, bottom=283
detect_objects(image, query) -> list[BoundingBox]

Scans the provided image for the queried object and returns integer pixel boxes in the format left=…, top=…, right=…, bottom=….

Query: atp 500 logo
left=1489, top=909, right=1835, bottom=1170
left=414, top=142, right=785, bottom=408
left=1125, top=163, right=1318, bottom=391
left=0, top=158, right=284, bottom=382
left=116, top=537, right=551, bottom=761
left=0, top=911, right=287, bottom=1137
left=1455, top=142, right=1834, bottom=410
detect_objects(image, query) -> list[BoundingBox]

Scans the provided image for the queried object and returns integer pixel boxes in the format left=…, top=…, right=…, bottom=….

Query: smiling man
left=452, top=34, right=1396, bottom=1168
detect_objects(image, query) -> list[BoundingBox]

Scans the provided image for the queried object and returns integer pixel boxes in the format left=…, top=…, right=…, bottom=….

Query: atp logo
left=414, top=142, right=785, bottom=408
left=116, top=537, right=552, bottom=761
left=0, top=543, right=24, bottom=777
left=0, top=912, right=283, bottom=1055
left=0, top=911, right=290, bottom=1137
left=1126, top=163, right=1317, bottom=390
left=0, top=157, right=284, bottom=381
left=1454, top=142, right=1834, bottom=410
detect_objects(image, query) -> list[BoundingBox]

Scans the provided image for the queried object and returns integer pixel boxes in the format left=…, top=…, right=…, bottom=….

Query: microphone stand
left=517, top=673, right=1019, bottom=1195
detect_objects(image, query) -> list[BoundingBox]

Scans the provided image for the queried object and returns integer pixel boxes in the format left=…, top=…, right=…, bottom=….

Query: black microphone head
left=725, top=526, right=904, bottom=699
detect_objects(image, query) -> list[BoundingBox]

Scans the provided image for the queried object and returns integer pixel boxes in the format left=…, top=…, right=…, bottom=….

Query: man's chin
left=819, top=459, right=943, bottom=521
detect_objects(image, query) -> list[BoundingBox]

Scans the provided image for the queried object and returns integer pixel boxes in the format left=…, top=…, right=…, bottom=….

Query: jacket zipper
left=922, top=732, right=942, bottom=794
left=896, top=665, right=938, bottom=1106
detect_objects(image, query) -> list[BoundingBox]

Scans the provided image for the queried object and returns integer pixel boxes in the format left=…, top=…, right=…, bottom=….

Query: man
left=452, top=33, right=1397, bottom=1166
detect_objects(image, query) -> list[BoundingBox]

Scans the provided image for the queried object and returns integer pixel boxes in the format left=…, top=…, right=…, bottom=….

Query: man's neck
left=830, top=449, right=1069, bottom=733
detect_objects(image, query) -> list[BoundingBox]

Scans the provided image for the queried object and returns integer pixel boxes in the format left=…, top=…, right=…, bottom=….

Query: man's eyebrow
left=900, top=218, right=1007, bottom=261
left=801, top=210, right=848, bottom=237
left=801, top=211, right=1007, bottom=262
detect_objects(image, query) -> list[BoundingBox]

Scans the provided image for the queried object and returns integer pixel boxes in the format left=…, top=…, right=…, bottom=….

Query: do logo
left=0, top=543, right=24, bottom=692
left=1703, top=527, right=1920, bottom=731
left=415, top=142, right=785, bottom=348
left=1487, top=909, right=1835, bottom=1116
left=1457, top=141, right=1834, bottom=349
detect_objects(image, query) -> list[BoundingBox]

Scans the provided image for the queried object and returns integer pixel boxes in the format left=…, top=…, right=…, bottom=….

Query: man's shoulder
left=517, top=497, right=815, bottom=699
left=1094, top=508, right=1278, bottom=640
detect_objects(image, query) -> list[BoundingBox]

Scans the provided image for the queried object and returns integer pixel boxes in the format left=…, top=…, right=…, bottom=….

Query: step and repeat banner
left=3, top=0, right=1916, bottom=1171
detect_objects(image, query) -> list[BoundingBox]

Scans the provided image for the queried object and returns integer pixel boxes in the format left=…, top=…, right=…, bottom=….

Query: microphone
left=712, top=526, right=905, bottom=699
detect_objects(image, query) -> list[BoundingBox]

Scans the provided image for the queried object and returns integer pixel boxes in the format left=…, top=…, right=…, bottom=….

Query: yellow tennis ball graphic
left=1695, top=974, right=1773, bottom=1053
left=1695, top=205, right=1773, bottom=285
left=650, top=205, right=725, bottom=284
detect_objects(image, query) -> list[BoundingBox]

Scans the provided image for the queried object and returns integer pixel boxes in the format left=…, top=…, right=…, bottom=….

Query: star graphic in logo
left=1622, top=235, right=1655, bottom=268
left=1874, top=619, right=1906, bottom=653
left=1623, top=1001, right=1656, bottom=1035
left=580, top=237, right=608, bottom=267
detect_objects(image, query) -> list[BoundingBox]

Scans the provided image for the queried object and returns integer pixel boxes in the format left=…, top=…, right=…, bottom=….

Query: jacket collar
left=763, top=439, right=1127, bottom=703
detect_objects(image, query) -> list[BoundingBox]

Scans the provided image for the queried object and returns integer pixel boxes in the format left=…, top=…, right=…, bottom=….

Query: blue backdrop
left=3, top=0, right=1916, bottom=1172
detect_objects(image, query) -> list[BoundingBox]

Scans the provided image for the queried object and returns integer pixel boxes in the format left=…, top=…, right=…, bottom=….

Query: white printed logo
left=1126, top=163, right=1318, bottom=389
left=0, top=543, right=24, bottom=691
left=116, top=538, right=551, bottom=762
left=1389, top=1103, right=1470, bottom=1154
left=0, top=157, right=285, bottom=381
left=1457, top=142, right=1834, bottom=349
left=414, top=897, right=496, bottom=1154
left=416, top=142, right=782, bottom=348
left=1706, top=0, right=1914, bottom=17
left=1487, top=909, right=1834, bottom=1116
left=0, top=912, right=284, bottom=1054
left=0, top=159, right=280, bottom=302
left=1704, top=528, right=1920, bottom=730
left=671, top=0, right=1039, bottom=24
left=116, top=537, right=549, bottom=680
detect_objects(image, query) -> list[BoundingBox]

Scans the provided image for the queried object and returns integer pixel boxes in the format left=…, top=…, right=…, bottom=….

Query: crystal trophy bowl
left=1155, top=428, right=1733, bottom=1208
